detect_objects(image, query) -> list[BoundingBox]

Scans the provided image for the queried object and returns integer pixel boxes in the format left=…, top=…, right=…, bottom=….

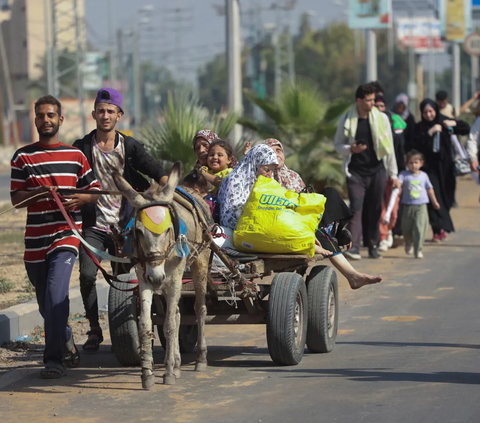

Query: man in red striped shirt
left=10, top=95, right=101, bottom=379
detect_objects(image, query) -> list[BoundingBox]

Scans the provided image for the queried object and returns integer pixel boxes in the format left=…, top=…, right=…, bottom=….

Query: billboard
left=438, top=0, right=472, bottom=42
left=348, top=0, right=392, bottom=29
left=396, top=18, right=445, bottom=53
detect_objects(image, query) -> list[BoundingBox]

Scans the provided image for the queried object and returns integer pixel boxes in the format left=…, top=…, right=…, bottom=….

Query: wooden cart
left=108, top=253, right=339, bottom=367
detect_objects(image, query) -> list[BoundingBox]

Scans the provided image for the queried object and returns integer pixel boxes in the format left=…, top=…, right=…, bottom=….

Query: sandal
left=40, top=361, right=66, bottom=379
left=63, top=334, right=81, bottom=368
left=82, top=329, right=104, bottom=353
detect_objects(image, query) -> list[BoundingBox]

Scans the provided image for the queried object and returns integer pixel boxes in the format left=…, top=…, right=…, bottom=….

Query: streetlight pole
left=366, top=29, right=377, bottom=81
left=226, top=0, right=242, bottom=143
left=452, top=42, right=461, bottom=113
left=108, top=0, right=117, bottom=89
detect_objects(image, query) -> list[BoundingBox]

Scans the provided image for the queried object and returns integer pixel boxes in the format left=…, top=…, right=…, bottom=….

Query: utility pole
left=287, top=12, right=295, bottom=83
left=226, top=0, right=242, bottom=143
left=472, top=55, right=478, bottom=96
left=44, top=0, right=54, bottom=94
left=452, top=42, right=461, bottom=114
left=50, top=0, right=59, bottom=98
left=73, top=0, right=86, bottom=135
left=108, top=0, right=117, bottom=89
left=274, top=22, right=281, bottom=97
left=0, top=22, right=20, bottom=147
left=428, top=22, right=435, bottom=98
left=366, top=30, right=377, bottom=81
left=133, top=23, right=141, bottom=137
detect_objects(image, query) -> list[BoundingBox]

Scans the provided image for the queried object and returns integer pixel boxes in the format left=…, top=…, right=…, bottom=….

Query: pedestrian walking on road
left=73, top=88, right=168, bottom=353
left=334, top=84, right=400, bottom=260
left=393, top=93, right=416, bottom=152
left=413, top=99, right=470, bottom=241
left=399, top=150, right=440, bottom=259
left=10, top=95, right=101, bottom=378
left=375, top=94, right=406, bottom=252
left=435, top=90, right=457, bottom=119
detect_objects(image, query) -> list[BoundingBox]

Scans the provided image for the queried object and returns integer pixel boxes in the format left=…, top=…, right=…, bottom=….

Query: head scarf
left=374, top=94, right=386, bottom=105
left=420, top=98, right=444, bottom=128
left=218, top=144, right=278, bottom=230
left=394, top=93, right=410, bottom=121
left=264, top=138, right=306, bottom=193
left=192, top=129, right=219, bottom=147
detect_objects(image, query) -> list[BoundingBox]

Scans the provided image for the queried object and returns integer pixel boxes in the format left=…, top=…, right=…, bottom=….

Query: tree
left=142, top=92, right=238, bottom=175
left=239, top=80, right=350, bottom=190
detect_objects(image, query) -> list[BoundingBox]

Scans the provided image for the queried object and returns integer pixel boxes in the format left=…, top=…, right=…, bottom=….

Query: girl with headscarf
left=413, top=99, right=470, bottom=241
left=394, top=93, right=416, bottom=152
left=226, top=142, right=382, bottom=289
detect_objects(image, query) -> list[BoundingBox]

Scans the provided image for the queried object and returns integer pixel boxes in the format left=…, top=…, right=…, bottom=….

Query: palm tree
left=239, top=79, right=350, bottom=190
left=142, top=92, right=238, bottom=175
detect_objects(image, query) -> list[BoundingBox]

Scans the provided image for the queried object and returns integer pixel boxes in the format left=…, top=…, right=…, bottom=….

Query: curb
left=0, top=280, right=109, bottom=346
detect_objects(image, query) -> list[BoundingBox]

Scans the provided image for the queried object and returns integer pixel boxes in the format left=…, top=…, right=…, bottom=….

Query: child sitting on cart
left=219, top=143, right=383, bottom=290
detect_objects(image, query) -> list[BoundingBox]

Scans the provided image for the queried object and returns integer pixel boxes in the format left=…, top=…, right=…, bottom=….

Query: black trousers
left=79, top=228, right=116, bottom=328
left=346, top=168, right=387, bottom=251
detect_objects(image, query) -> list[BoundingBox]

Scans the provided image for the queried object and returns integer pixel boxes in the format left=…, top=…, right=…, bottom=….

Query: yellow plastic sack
left=234, top=176, right=326, bottom=256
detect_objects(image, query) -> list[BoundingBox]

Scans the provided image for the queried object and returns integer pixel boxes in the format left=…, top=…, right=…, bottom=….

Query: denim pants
left=25, top=250, right=75, bottom=365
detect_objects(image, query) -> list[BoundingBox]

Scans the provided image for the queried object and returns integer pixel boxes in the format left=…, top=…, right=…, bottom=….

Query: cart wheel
left=157, top=325, right=198, bottom=353
left=267, top=272, right=308, bottom=365
left=108, top=283, right=141, bottom=366
left=306, top=266, right=339, bottom=353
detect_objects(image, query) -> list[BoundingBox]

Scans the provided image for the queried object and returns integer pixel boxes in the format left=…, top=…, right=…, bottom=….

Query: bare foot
left=314, top=245, right=333, bottom=258
left=348, top=272, right=383, bottom=290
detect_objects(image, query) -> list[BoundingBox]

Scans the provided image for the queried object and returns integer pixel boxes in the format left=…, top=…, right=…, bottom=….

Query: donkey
left=112, top=163, right=212, bottom=389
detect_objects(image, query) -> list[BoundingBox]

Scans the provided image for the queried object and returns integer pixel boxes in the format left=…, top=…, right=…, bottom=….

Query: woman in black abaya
left=413, top=99, right=470, bottom=241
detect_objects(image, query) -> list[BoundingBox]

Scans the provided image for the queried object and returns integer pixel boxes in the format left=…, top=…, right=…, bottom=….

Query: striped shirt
left=10, top=142, right=101, bottom=263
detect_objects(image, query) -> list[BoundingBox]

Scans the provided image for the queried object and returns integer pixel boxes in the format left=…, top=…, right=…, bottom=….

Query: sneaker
left=405, top=244, right=413, bottom=255
left=344, top=248, right=362, bottom=260
left=415, top=251, right=424, bottom=259
left=432, top=234, right=441, bottom=243
left=439, top=230, right=447, bottom=240
left=378, top=240, right=389, bottom=252
left=386, top=230, right=394, bottom=248
left=368, top=247, right=383, bottom=259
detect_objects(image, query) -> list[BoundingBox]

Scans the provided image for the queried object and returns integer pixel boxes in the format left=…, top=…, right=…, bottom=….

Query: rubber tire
left=157, top=324, right=198, bottom=354
left=306, top=266, right=339, bottom=354
left=108, top=283, right=141, bottom=366
left=267, top=272, right=308, bottom=366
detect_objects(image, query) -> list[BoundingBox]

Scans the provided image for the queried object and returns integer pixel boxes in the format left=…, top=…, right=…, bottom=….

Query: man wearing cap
left=73, top=87, right=168, bottom=353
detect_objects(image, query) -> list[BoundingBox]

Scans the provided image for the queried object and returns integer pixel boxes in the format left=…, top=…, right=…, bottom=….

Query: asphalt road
left=1, top=179, right=480, bottom=423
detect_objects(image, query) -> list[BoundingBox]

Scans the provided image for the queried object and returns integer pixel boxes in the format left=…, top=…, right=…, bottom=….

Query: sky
left=84, top=0, right=352, bottom=80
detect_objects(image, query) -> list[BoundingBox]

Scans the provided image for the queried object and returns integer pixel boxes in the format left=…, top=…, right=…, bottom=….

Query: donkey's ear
left=162, top=162, right=182, bottom=201
left=112, top=172, right=148, bottom=208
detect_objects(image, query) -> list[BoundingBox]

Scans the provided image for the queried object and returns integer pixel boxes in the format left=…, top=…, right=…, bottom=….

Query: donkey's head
left=113, top=162, right=182, bottom=286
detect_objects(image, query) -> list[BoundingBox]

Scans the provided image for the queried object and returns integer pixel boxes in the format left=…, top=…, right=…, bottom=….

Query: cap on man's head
left=95, top=88, right=123, bottom=112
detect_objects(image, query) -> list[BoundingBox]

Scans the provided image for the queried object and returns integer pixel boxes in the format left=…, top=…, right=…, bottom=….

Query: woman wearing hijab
left=192, top=129, right=219, bottom=166
left=192, top=129, right=238, bottom=171
left=413, top=99, right=470, bottom=241
left=226, top=141, right=382, bottom=289
left=394, top=94, right=416, bottom=152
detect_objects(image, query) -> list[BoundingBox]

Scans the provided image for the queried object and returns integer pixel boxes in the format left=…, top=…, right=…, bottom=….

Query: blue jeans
left=25, top=249, right=76, bottom=365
